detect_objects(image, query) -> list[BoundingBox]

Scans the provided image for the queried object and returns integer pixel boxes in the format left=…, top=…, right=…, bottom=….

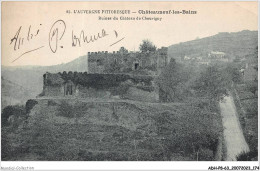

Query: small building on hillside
left=208, top=51, right=229, bottom=62
left=208, top=51, right=226, bottom=59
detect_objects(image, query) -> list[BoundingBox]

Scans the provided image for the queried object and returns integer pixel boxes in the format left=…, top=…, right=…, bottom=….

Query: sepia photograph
left=1, top=1, right=259, bottom=170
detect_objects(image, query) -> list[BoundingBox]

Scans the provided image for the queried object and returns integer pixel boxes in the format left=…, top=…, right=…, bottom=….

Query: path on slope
left=220, top=95, right=249, bottom=161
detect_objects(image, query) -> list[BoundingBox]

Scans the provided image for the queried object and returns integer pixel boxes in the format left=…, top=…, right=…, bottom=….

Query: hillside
left=1, top=30, right=257, bottom=107
left=168, top=30, right=257, bottom=61
left=1, top=77, right=35, bottom=108
left=1, top=55, right=88, bottom=107
left=2, top=99, right=223, bottom=161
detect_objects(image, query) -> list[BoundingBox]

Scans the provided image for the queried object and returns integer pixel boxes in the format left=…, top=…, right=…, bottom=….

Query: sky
left=2, top=1, right=258, bottom=66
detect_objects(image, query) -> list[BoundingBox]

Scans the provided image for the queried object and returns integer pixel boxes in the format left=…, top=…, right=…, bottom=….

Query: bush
left=1, top=105, right=26, bottom=127
left=236, top=150, right=258, bottom=161
left=57, top=101, right=87, bottom=118
left=25, top=100, right=38, bottom=114
left=1, top=128, right=12, bottom=160
left=58, top=101, right=75, bottom=118
left=48, top=100, right=57, bottom=106
left=246, top=81, right=258, bottom=95
left=198, top=148, right=214, bottom=161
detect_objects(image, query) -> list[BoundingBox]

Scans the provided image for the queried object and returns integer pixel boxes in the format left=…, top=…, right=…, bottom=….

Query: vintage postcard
left=1, top=1, right=259, bottom=170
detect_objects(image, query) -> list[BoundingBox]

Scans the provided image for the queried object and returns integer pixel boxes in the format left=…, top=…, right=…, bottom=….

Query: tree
left=193, top=65, right=229, bottom=102
left=139, top=39, right=157, bottom=53
left=223, top=63, right=242, bottom=84
left=157, top=59, right=190, bottom=102
left=119, top=47, right=128, bottom=54
left=1, top=105, right=26, bottom=126
left=246, top=81, right=258, bottom=95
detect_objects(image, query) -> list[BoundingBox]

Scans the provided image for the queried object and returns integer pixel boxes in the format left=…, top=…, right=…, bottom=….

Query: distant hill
left=2, top=54, right=88, bottom=73
left=1, top=30, right=258, bottom=107
left=1, top=55, right=88, bottom=107
left=1, top=77, right=35, bottom=108
left=168, top=30, right=258, bottom=61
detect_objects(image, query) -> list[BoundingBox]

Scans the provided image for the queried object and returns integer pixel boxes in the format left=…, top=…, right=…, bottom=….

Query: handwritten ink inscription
left=10, top=24, right=42, bottom=51
left=9, top=19, right=125, bottom=63
left=72, top=29, right=108, bottom=47
left=49, top=20, right=66, bottom=53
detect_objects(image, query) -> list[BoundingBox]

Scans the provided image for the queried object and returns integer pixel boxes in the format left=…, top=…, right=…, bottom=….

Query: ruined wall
left=76, top=86, right=111, bottom=99
left=88, top=47, right=168, bottom=74
left=41, top=72, right=159, bottom=102
left=43, top=86, right=64, bottom=97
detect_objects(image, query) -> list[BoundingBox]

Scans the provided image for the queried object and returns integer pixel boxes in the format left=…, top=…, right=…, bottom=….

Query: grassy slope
left=1, top=77, right=35, bottom=108
left=2, top=99, right=222, bottom=161
left=1, top=55, right=89, bottom=106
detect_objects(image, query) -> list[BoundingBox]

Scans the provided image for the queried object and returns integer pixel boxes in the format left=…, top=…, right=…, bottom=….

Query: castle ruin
left=88, top=47, right=168, bottom=75
left=40, top=47, right=168, bottom=102
left=41, top=72, right=161, bottom=102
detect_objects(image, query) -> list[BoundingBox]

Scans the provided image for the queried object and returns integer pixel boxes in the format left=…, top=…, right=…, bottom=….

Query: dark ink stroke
left=49, top=20, right=66, bottom=53
left=10, top=26, right=22, bottom=51
left=110, top=37, right=125, bottom=47
left=72, top=29, right=108, bottom=47
left=12, top=46, right=44, bottom=63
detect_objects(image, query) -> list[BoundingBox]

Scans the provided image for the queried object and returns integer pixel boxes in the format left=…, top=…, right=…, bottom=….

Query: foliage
left=157, top=58, right=192, bottom=102
left=1, top=99, right=223, bottom=161
left=246, top=81, right=258, bottom=95
left=119, top=47, right=128, bottom=54
left=193, top=65, right=229, bottom=102
left=58, top=72, right=154, bottom=90
left=222, top=63, right=242, bottom=84
left=1, top=105, right=26, bottom=127
left=232, top=82, right=258, bottom=161
left=1, top=105, right=28, bottom=160
left=25, top=100, right=38, bottom=114
left=58, top=101, right=75, bottom=118
left=1, top=128, right=13, bottom=160
left=236, top=150, right=258, bottom=161
left=168, top=30, right=257, bottom=62
left=153, top=106, right=222, bottom=161
left=139, top=39, right=157, bottom=53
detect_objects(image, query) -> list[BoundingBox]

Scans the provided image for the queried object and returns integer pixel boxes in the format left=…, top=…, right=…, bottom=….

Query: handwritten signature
left=49, top=20, right=66, bottom=53
left=9, top=19, right=125, bottom=63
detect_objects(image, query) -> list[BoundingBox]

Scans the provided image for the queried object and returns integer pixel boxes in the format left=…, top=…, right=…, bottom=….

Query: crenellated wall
left=41, top=46, right=168, bottom=102
left=87, top=47, right=168, bottom=74
left=41, top=72, right=159, bottom=102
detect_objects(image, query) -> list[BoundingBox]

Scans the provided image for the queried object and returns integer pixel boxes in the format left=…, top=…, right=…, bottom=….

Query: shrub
left=48, top=100, right=57, bottom=106
left=1, top=128, right=12, bottom=160
left=236, top=150, right=258, bottom=161
left=57, top=101, right=87, bottom=118
left=246, top=81, right=258, bottom=95
left=198, top=148, right=214, bottom=161
left=25, top=100, right=38, bottom=114
left=57, top=101, right=75, bottom=118
left=1, top=105, right=26, bottom=127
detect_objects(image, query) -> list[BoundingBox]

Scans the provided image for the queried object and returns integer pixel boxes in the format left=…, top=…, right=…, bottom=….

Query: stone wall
left=76, top=86, right=111, bottom=99
left=43, top=85, right=64, bottom=97
left=88, top=47, right=168, bottom=74
left=41, top=72, right=159, bottom=102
